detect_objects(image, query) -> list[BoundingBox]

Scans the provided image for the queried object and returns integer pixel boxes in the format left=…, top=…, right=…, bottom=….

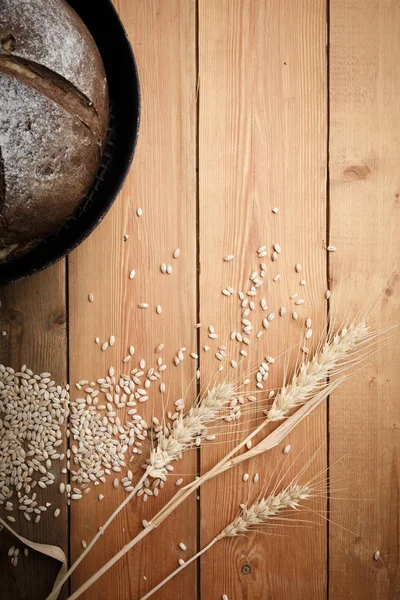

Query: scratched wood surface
left=328, top=1, right=400, bottom=599
left=1, top=1, right=400, bottom=599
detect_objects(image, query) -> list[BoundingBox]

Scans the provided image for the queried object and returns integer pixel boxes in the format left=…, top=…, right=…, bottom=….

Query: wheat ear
left=266, top=321, right=369, bottom=421
left=47, top=383, right=237, bottom=600
left=64, top=320, right=372, bottom=600
left=140, top=482, right=312, bottom=599
left=146, top=382, right=236, bottom=481
left=63, top=378, right=343, bottom=600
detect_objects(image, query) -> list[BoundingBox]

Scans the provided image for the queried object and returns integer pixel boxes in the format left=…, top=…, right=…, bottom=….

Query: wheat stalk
left=63, top=379, right=342, bottom=600
left=47, top=383, right=238, bottom=600
left=62, top=320, right=373, bottom=600
left=140, top=482, right=313, bottom=599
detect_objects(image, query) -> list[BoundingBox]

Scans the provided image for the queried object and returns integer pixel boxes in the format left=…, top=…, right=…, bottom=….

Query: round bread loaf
left=0, top=0, right=109, bottom=262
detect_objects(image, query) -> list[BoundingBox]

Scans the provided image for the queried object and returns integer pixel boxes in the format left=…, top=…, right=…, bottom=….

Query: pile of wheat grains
left=1, top=232, right=331, bottom=527
left=0, top=361, right=163, bottom=523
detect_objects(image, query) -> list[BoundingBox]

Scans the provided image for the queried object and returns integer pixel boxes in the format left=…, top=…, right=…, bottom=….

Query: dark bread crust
left=0, top=74, right=102, bottom=249
left=0, top=0, right=109, bottom=262
left=0, top=55, right=100, bottom=134
left=0, top=148, right=4, bottom=210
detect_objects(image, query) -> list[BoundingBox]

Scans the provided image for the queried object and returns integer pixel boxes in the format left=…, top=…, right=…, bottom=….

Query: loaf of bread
left=0, top=0, right=109, bottom=262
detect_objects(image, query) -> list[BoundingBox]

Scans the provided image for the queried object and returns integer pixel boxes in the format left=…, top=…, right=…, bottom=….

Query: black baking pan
left=0, top=0, right=140, bottom=285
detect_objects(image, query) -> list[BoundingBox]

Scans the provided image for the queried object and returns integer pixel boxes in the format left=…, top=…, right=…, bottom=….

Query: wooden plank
left=329, top=1, right=400, bottom=598
left=0, top=264, right=68, bottom=600
left=198, top=1, right=328, bottom=599
left=68, top=1, right=197, bottom=599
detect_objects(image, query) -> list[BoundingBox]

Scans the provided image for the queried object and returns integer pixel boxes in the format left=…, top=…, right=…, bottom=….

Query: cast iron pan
left=0, top=0, right=140, bottom=285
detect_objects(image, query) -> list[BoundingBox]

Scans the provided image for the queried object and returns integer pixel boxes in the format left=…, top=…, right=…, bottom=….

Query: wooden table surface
left=1, top=1, right=399, bottom=599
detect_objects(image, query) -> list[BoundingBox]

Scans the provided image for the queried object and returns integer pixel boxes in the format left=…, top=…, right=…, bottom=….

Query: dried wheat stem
left=63, top=322, right=369, bottom=600
left=211, top=377, right=345, bottom=477
left=141, top=536, right=222, bottom=600
left=141, top=483, right=311, bottom=599
left=50, top=384, right=235, bottom=600
left=66, top=526, right=151, bottom=600
left=47, top=471, right=148, bottom=600
left=63, top=379, right=342, bottom=600
left=151, top=377, right=343, bottom=527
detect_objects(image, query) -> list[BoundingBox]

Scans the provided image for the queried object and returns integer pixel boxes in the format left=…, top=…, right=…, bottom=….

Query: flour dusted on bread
left=0, top=0, right=106, bottom=106
left=0, top=0, right=109, bottom=262
left=0, top=75, right=100, bottom=249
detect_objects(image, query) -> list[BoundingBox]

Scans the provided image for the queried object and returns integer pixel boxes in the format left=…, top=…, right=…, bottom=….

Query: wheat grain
left=52, top=319, right=377, bottom=599
left=52, top=376, right=351, bottom=600
left=0, top=365, right=69, bottom=520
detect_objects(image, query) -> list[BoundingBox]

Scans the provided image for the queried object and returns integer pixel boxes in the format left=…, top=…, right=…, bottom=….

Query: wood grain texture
left=198, top=1, right=328, bottom=599
left=1, top=1, right=400, bottom=598
left=0, top=264, right=68, bottom=600
left=68, top=1, right=197, bottom=599
left=329, top=1, right=400, bottom=598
